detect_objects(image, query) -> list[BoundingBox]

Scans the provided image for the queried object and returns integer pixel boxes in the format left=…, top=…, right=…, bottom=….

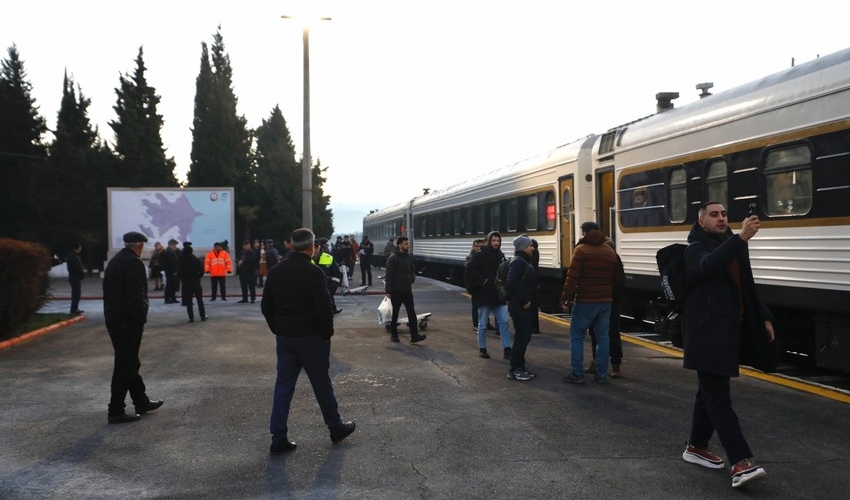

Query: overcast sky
left=3, top=1, right=848, bottom=232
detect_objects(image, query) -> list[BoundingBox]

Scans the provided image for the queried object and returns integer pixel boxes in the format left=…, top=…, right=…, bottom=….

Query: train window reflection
left=545, top=192, right=556, bottom=230
left=473, top=205, right=484, bottom=234
left=526, top=195, right=539, bottom=231
left=506, top=198, right=518, bottom=232
left=668, top=166, right=687, bottom=222
left=490, top=202, right=501, bottom=232
left=705, top=160, right=728, bottom=208
left=764, top=145, right=812, bottom=216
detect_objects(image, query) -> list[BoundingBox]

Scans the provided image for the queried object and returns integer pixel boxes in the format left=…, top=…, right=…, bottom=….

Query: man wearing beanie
left=560, top=222, right=622, bottom=384
left=505, top=235, right=538, bottom=381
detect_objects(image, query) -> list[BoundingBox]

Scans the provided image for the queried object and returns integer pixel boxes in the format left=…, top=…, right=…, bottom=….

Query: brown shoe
left=610, top=364, right=621, bottom=379
left=584, top=360, right=597, bottom=374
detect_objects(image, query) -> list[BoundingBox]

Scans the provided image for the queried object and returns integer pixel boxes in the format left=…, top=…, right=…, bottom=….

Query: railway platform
left=1, top=274, right=848, bottom=499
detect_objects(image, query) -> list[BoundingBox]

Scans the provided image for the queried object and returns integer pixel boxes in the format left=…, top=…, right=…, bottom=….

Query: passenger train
left=363, top=47, right=850, bottom=374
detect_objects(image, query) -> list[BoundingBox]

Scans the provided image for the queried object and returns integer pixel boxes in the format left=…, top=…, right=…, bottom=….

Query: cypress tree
left=0, top=45, right=47, bottom=239
left=110, top=46, right=177, bottom=187
left=254, top=105, right=300, bottom=238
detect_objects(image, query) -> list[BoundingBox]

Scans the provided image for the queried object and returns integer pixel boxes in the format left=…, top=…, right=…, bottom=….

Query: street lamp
left=282, top=14, right=331, bottom=229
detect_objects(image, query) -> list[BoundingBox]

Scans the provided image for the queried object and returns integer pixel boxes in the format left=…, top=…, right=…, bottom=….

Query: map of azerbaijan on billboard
left=107, top=188, right=234, bottom=252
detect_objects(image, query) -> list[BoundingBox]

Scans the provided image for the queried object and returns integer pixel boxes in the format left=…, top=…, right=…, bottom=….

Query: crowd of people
left=98, top=204, right=772, bottom=489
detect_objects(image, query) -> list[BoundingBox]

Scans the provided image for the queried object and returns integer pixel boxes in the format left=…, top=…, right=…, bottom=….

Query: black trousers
left=69, top=276, right=82, bottom=311
left=390, top=291, right=418, bottom=336
left=239, top=272, right=256, bottom=301
left=164, top=271, right=179, bottom=302
left=182, top=283, right=206, bottom=320
left=689, top=370, right=753, bottom=464
left=210, top=276, right=226, bottom=299
left=106, top=321, right=149, bottom=414
left=360, top=257, right=373, bottom=286
left=509, top=306, right=534, bottom=370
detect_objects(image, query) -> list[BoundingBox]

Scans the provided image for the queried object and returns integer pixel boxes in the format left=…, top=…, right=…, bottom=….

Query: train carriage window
left=668, top=166, right=687, bottom=222
left=473, top=205, right=484, bottom=234
left=453, top=210, right=461, bottom=235
left=526, top=195, right=539, bottom=231
left=545, top=191, right=556, bottom=230
left=705, top=160, right=728, bottom=208
left=421, top=217, right=428, bottom=237
left=434, top=214, right=441, bottom=236
left=490, top=202, right=501, bottom=232
left=462, top=207, right=471, bottom=235
left=764, top=145, right=812, bottom=216
left=506, top=198, right=518, bottom=232
left=443, top=211, right=452, bottom=236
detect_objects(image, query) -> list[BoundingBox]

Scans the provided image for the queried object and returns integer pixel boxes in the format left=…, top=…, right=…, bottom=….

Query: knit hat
left=513, top=235, right=532, bottom=252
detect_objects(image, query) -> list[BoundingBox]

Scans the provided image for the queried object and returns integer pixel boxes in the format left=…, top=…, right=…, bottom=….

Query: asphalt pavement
left=1, top=274, right=849, bottom=500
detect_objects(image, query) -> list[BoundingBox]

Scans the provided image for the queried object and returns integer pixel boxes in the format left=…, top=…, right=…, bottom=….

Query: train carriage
left=364, top=46, right=850, bottom=373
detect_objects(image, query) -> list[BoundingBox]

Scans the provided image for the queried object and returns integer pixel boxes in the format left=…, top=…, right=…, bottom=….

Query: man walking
left=560, top=222, right=622, bottom=384
left=102, top=231, right=162, bottom=424
left=66, top=242, right=85, bottom=314
left=205, top=242, right=232, bottom=301
left=385, top=236, right=427, bottom=344
left=261, top=228, right=355, bottom=453
left=680, top=201, right=773, bottom=489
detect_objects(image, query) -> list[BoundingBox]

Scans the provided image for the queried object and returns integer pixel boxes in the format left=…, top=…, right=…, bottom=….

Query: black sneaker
left=479, top=349, right=490, bottom=359
left=522, top=367, right=537, bottom=378
left=411, top=333, right=427, bottom=343
left=270, top=438, right=297, bottom=454
left=562, top=373, right=585, bottom=384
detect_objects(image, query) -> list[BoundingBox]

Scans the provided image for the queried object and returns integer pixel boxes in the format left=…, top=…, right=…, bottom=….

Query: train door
left=558, top=175, right=574, bottom=267
left=596, top=167, right=615, bottom=241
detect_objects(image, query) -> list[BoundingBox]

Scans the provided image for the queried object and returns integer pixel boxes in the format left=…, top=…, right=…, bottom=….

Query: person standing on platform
left=560, top=221, right=621, bottom=384
left=254, top=239, right=265, bottom=288
left=465, top=231, right=513, bottom=360
left=66, top=242, right=85, bottom=314
left=505, top=236, right=537, bottom=381
left=261, top=228, right=356, bottom=453
left=680, top=201, right=773, bottom=489
left=102, top=231, right=162, bottom=424
left=205, top=241, right=233, bottom=301
left=237, top=240, right=258, bottom=303
left=384, top=236, right=427, bottom=344
left=381, top=238, right=395, bottom=269
left=178, top=242, right=206, bottom=322
left=161, top=239, right=180, bottom=304
left=358, top=235, right=374, bottom=286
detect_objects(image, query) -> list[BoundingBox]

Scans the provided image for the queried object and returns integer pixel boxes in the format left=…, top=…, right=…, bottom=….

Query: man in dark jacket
left=261, top=228, right=355, bottom=453
left=237, top=240, right=258, bottom=303
left=505, top=235, right=537, bottom=381
left=680, top=202, right=773, bottom=489
left=465, top=231, right=512, bottom=359
left=66, top=242, right=85, bottom=314
left=358, top=235, right=374, bottom=286
left=178, top=242, right=206, bottom=323
left=161, top=239, right=180, bottom=304
left=384, top=236, right=426, bottom=344
left=560, top=222, right=622, bottom=384
left=102, top=231, right=162, bottom=424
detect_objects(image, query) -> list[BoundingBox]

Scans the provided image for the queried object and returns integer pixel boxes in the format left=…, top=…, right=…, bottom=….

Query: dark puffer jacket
left=465, top=233, right=507, bottom=308
left=682, top=221, right=773, bottom=376
left=506, top=251, right=536, bottom=314
left=384, top=250, right=416, bottom=294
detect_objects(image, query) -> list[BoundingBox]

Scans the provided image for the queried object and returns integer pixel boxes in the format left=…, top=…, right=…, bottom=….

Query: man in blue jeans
left=261, top=228, right=355, bottom=454
left=560, top=222, right=622, bottom=384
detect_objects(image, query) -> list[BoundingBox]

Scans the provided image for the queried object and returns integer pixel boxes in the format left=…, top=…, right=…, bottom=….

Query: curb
left=0, top=314, right=87, bottom=352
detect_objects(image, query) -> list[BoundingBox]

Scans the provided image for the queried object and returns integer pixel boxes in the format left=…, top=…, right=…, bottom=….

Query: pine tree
left=110, top=47, right=177, bottom=187
left=0, top=45, right=47, bottom=239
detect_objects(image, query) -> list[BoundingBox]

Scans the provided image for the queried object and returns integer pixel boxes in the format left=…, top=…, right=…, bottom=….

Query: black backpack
left=495, top=257, right=514, bottom=302
left=656, top=243, right=688, bottom=312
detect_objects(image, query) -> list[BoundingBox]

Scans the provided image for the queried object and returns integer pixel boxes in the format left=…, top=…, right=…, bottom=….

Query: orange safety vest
left=204, top=249, right=233, bottom=277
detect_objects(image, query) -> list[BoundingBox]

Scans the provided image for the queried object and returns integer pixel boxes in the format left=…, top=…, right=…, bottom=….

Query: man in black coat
left=261, top=228, right=355, bottom=453
left=464, top=231, right=512, bottom=359
left=680, top=202, right=774, bottom=489
left=178, top=242, right=206, bottom=323
left=384, top=236, right=426, bottom=344
left=66, top=242, right=85, bottom=314
left=237, top=240, right=258, bottom=303
left=505, top=235, right=537, bottom=381
left=161, top=239, right=180, bottom=304
left=102, top=231, right=163, bottom=424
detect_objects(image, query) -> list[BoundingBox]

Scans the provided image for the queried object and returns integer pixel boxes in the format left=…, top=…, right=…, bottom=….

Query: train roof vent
left=599, top=131, right=617, bottom=155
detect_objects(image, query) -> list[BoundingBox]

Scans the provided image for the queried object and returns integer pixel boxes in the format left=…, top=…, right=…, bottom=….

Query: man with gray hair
left=102, top=231, right=163, bottom=423
left=261, top=228, right=355, bottom=453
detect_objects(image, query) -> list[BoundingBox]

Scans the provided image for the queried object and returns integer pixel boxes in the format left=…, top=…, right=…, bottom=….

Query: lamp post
left=282, top=15, right=331, bottom=229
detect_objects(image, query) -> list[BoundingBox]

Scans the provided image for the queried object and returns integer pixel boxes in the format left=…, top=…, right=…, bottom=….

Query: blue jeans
left=270, top=335, right=343, bottom=439
left=569, top=302, right=611, bottom=379
left=477, top=304, right=512, bottom=349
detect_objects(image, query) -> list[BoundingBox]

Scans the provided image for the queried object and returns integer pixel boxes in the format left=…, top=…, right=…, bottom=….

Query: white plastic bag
left=377, top=296, right=392, bottom=326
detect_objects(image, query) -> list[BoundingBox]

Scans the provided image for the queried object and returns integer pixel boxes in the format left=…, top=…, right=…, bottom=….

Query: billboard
left=107, top=188, right=234, bottom=253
